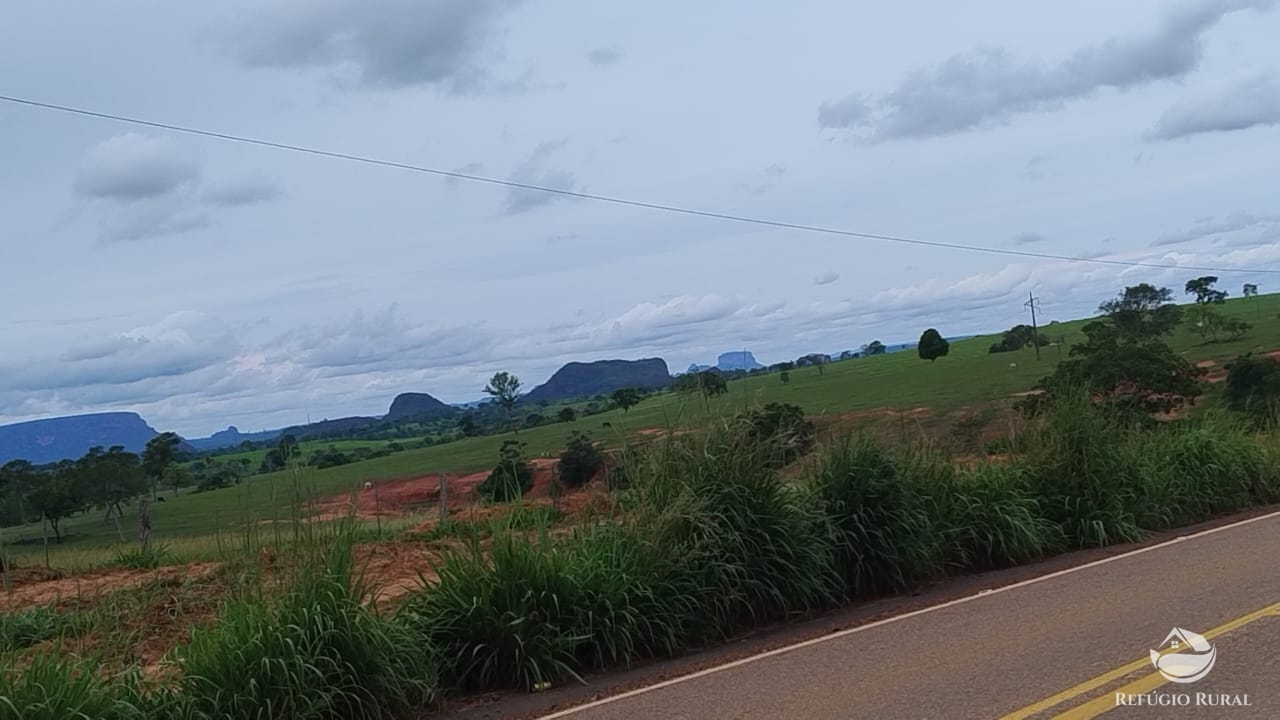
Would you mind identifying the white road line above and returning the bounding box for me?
[535,508,1280,718]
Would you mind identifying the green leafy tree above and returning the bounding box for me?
[163,465,191,497]
[1185,276,1228,305]
[863,340,887,356]
[524,412,545,428]
[1243,283,1260,318]
[610,387,642,413]
[556,407,577,423]
[779,370,791,384]
[741,402,815,467]
[917,328,950,362]
[1098,283,1182,340]
[484,371,522,432]
[698,370,728,400]
[78,445,146,523]
[457,413,480,437]
[0,460,37,526]
[1025,318,1205,415]
[27,463,84,543]
[142,431,182,501]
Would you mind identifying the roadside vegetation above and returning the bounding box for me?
[2,281,1280,717]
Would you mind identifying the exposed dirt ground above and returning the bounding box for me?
[2,562,220,612]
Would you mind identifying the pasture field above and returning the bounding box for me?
[3,292,1277,568]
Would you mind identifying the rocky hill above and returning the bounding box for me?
[0,412,162,465]
[385,392,459,421]
[717,350,763,371]
[524,358,671,403]
[186,426,283,451]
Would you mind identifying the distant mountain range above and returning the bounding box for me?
[0,412,165,466]
[0,338,973,463]
[186,426,283,451]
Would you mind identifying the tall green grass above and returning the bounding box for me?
[3,395,1279,715]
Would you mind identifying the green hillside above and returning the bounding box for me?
[4,292,1277,566]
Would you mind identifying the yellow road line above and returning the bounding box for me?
[1000,600,1280,720]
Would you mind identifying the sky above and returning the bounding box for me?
[2,0,1279,437]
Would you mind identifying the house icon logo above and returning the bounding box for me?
[1150,628,1217,684]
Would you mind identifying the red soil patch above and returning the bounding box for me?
[1196,360,1218,369]
[2,562,220,612]
[354,541,443,607]
[307,468,494,522]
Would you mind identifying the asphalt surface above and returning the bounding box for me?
[525,510,1280,720]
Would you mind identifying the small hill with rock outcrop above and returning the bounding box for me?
[385,392,460,421]
[524,358,672,403]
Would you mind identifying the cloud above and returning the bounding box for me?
[818,1,1274,140]
[2,313,240,393]
[1148,71,1280,140]
[74,133,200,201]
[203,176,283,207]
[225,0,523,92]
[1149,212,1280,246]
[587,47,623,67]
[73,134,282,241]
[734,164,788,195]
[503,140,579,214]
[1009,231,1047,246]
[813,271,840,286]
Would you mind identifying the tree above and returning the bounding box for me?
[277,434,300,464]
[557,407,577,423]
[457,413,479,437]
[863,340,887,356]
[1185,276,1228,305]
[163,465,191,497]
[0,460,37,526]
[1244,283,1260,318]
[26,467,82,544]
[698,370,728,401]
[1098,283,1181,340]
[524,412,545,428]
[484,371,522,432]
[779,370,791,384]
[1025,316,1205,416]
[79,445,146,524]
[917,328,950,363]
[741,402,815,467]
[610,387,642,413]
[142,432,182,501]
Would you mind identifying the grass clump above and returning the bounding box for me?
[171,526,437,720]
[112,544,174,570]
[0,605,79,653]
[934,461,1064,571]
[0,655,147,720]
[811,436,941,597]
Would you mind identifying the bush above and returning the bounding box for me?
[476,441,534,503]
[812,437,941,596]
[1224,353,1280,425]
[557,432,604,489]
[740,402,815,467]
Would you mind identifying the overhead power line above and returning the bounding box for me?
[3,92,1277,276]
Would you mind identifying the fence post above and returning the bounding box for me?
[438,472,448,525]
[138,496,152,553]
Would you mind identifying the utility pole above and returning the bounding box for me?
[1024,291,1042,361]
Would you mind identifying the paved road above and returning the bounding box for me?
[536,510,1280,719]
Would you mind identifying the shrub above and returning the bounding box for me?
[1224,353,1280,425]
[812,437,941,596]
[740,402,815,467]
[476,441,534,503]
[557,432,604,488]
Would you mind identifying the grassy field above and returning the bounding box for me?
[4,292,1277,567]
